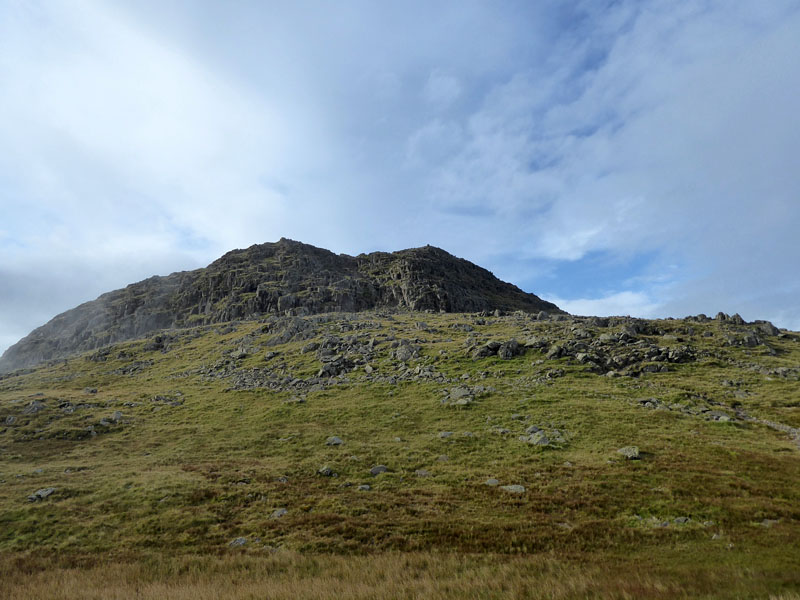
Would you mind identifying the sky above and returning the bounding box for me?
[2,0,800,354]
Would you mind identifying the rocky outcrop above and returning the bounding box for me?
[0,239,561,372]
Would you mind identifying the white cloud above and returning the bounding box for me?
[417,1,800,328]
[545,291,662,319]
[0,1,330,258]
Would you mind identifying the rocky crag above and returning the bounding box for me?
[0,238,561,372]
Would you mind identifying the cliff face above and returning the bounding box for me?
[0,238,561,372]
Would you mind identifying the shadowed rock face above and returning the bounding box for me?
[0,238,561,372]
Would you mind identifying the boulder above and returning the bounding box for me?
[301,342,319,354]
[394,344,418,362]
[617,446,640,460]
[27,487,56,502]
[756,321,780,336]
[497,339,520,359]
[546,345,563,359]
[471,345,495,360]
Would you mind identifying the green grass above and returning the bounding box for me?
[1,311,799,597]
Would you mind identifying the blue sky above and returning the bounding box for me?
[2,0,800,354]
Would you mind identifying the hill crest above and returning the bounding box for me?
[0,239,561,372]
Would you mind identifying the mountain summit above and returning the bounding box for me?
[0,239,561,372]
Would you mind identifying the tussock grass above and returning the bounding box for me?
[2,550,800,599]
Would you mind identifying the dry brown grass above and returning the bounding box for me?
[2,551,800,600]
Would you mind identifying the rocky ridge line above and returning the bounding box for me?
[0,239,561,372]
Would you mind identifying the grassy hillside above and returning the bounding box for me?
[1,311,799,598]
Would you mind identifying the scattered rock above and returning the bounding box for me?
[500,484,526,494]
[471,345,494,360]
[22,400,47,415]
[370,465,388,476]
[520,431,550,446]
[760,518,779,528]
[229,537,247,547]
[471,339,522,361]
[394,343,419,362]
[317,466,337,477]
[27,487,56,502]
[617,446,640,460]
[484,478,500,487]
[440,385,492,408]
[270,508,288,519]
[152,393,184,407]
[707,411,732,422]
[357,484,371,491]
[497,339,520,359]
[325,436,344,446]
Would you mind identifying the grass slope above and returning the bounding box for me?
[1,311,799,598]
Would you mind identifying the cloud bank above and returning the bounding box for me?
[2,0,800,353]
